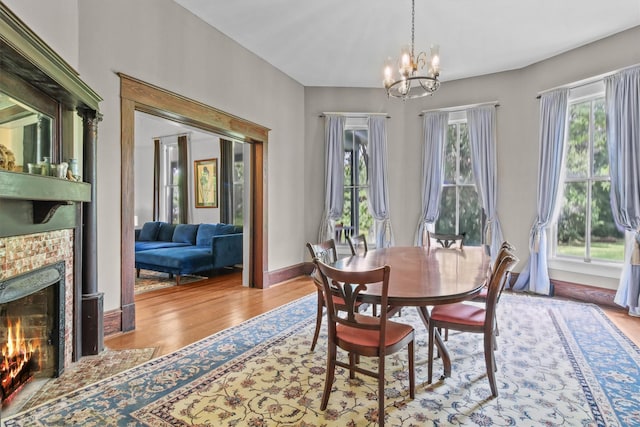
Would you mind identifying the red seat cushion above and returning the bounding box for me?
[336,315,413,347]
[430,303,486,327]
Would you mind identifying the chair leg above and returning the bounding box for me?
[408,340,415,399]
[310,291,324,352]
[427,323,435,384]
[321,345,336,410]
[484,332,498,397]
[176,275,181,286]
[349,352,357,379]
[136,268,140,278]
[378,354,385,427]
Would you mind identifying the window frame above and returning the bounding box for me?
[436,112,484,244]
[338,117,371,247]
[550,82,624,271]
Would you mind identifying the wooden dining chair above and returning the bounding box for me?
[427,231,465,249]
[314,258,415,427]
[306,240,363,351]
[347,233,368,255]
[427,251,519,397]
[346,234,380,316]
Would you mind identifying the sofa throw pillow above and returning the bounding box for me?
[172,224,199,244]
[157,223,177,242]
[216,223,239,235]
[138,222,161,241]
[196,223,218,247]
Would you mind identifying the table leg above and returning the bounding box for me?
[417,306,450,379]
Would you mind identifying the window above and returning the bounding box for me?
[160,141,181,224]
[232,142,245,226]
[338,119,373,245]
[435,117,483,245]
[555,93,624,262]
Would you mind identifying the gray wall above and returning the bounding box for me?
[304,26,640,291]
[6,0,640,312]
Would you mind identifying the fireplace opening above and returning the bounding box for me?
[0,263,65,408]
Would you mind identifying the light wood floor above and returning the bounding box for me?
[105,270,640,357]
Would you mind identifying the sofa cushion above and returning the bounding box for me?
[196,223,219,247]
[172,224,199,244]
[138,222,161,241]
[217,223,239,235]
[157,222,177,242]
[135,241,191,252]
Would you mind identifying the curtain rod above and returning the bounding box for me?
[419,101,499,116]
[319,112,390,118]
[536,62,640,99]
[152,131,192,140]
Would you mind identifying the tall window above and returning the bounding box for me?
[338,120,373,245]
[436,118,483,245]
[232,142,245,226]
[555,94,624,262]
[160,141,181,224]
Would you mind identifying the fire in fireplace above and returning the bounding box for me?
[1,318,42,403]
[0,262,65,407]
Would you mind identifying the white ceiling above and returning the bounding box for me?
[174,0,640,88]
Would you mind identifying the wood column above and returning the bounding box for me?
[79,108,104,355]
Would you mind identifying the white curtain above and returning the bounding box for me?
[513,89,569,294]
[606,67,640,316]
[368,116,394,248]
[414,111,449,246]
[467,105,504,260]
[318,115,345,242]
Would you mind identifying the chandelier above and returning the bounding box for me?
[383,0,441,100]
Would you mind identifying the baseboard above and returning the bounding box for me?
[511,273,618,308]
[267,263,311,286]
[103,309,122,336]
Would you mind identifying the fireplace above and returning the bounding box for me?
[0,263,65,406]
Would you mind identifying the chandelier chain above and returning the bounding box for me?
[411,0,415,58]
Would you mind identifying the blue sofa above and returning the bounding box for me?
[135,221,243,284]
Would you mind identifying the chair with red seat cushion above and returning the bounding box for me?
[306,240,363,351]
[314,258,415,427]
[427,251,519,397]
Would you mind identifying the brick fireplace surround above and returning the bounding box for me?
[0,230,75,370]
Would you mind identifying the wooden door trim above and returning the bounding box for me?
[119,74,268,332]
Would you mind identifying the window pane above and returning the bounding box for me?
[355,130,368,185]
[458,123,473,184]
[459,185,482,245]
[592,98,608,177]
[566,102,589,179]
[444,124,457,184]
[557,182,587,257]
[358,187,373,241]
[591,181,624,261]
[343,147,353,185]
[435,186,456,234]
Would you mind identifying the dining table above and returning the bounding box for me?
[331,245,490,379]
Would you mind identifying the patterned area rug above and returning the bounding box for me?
[135,270,205,294]
[2,293,639,426]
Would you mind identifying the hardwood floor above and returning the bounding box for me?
[105,271,316,357]
[105,270,640,357]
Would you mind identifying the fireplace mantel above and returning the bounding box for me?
[0,170,90,236]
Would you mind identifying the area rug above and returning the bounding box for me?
[134,270,205,294]
[2,293,639,426]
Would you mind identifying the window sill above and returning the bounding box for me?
[548,257,622,280]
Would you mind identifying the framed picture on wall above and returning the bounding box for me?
[194,158,218,208]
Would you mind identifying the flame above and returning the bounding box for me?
[1,318,41,391]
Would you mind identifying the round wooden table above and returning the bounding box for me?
[332,245,490,378]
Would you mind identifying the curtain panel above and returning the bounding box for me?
[219,139,234,224]
[606,66,640,316]
[414,111,449,246]
[368,116,394,248]
[513,88,569,294]
[467,105,504,260]
[318,115,345,242]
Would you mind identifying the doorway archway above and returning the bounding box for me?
[119,74,268,332]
